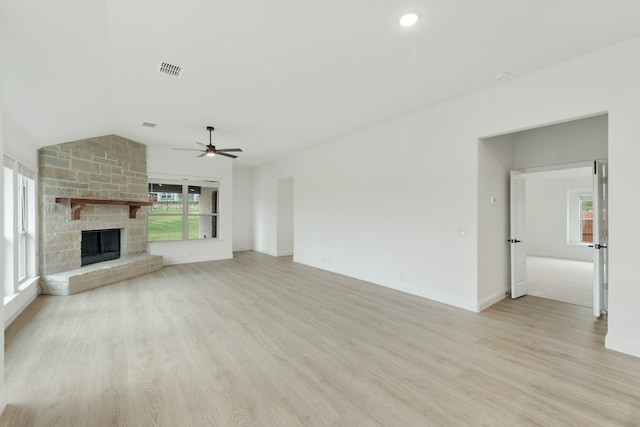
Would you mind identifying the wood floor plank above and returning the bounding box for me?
[2,251,640,426]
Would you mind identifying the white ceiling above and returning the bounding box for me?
[4,0,640,166]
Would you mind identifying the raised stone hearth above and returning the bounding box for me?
[41,255,162,296]
[39,135,162,294]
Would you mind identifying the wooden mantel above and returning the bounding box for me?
[55,198,153,220]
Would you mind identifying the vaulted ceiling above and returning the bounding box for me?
[3,0,640,166]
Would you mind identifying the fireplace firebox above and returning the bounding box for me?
[81,229,121,266]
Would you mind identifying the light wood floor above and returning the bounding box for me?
[2,251,639,426]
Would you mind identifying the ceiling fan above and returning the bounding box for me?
[173,126,243,158]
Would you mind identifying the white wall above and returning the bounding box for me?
[513,114,608,169]
[254,108,480,311]
[0,20,7,412]
[477,134,513,309]
[2,117,39,169]
[147,147,233,264]
[525,174,593,261]
[276,177,294,256]
[253,36,640,358]
[232,166,254,252]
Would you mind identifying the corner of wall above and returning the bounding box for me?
[477,291,507,312]
[605,334,640,358]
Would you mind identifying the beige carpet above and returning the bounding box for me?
[527,256,593,307]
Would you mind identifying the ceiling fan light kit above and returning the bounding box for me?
[172,126,243,159]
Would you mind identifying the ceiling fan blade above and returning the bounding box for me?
[173,148,204,152]
[216,152,238,159]
[197,152,207,157]
[195,141,207,148]
[215,148,243,153]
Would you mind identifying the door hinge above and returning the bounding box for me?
[507,239,522,243]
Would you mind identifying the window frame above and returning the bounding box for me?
[17,174,28,282]
[3,155,37,296]
[148,178,220,243]
[566,188,593,245]
[579,196,593,244]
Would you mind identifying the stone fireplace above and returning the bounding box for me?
[39,135,162,295]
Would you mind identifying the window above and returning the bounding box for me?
[567,188,592,245]
[17,175,28,281]
[148,180,219,242]
[580,196,593,243]
[3,155,37,296]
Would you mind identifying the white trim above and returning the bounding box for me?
[3,154,14,168]
[159,250,233,266]
[567,188,593,244]
[605,334,640,358]
[518,160,595,174]
[3,154,36,179]
[294,256,478,312]
[477,291,507,312]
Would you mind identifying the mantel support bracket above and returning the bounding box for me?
[71,202,87,220]
[129,205,142,219]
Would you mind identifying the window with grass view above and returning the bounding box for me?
[148,181,218,242]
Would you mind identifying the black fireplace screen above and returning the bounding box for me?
[81,229,121,266]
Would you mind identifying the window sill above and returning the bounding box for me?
[19,276,40,292]
[5,277,40,306]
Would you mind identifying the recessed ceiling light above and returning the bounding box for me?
[399,12,419,27]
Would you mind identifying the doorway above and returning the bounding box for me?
[477,113,608,313]
[509,162,608,315]
[519,166,595,308]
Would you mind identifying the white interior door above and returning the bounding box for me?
[592,161,608,317]
[510,171,527,298]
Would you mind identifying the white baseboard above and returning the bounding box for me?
[293,256,477,312]
[527,251,592,262]
[276,251,294,257]
[0,393,6,419]
[477,291,508,312]
[605,334,640,358]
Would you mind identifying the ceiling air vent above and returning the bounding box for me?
[158,61,183,78]
[142,122,157,128]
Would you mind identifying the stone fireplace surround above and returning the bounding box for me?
[39,135,162,295]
